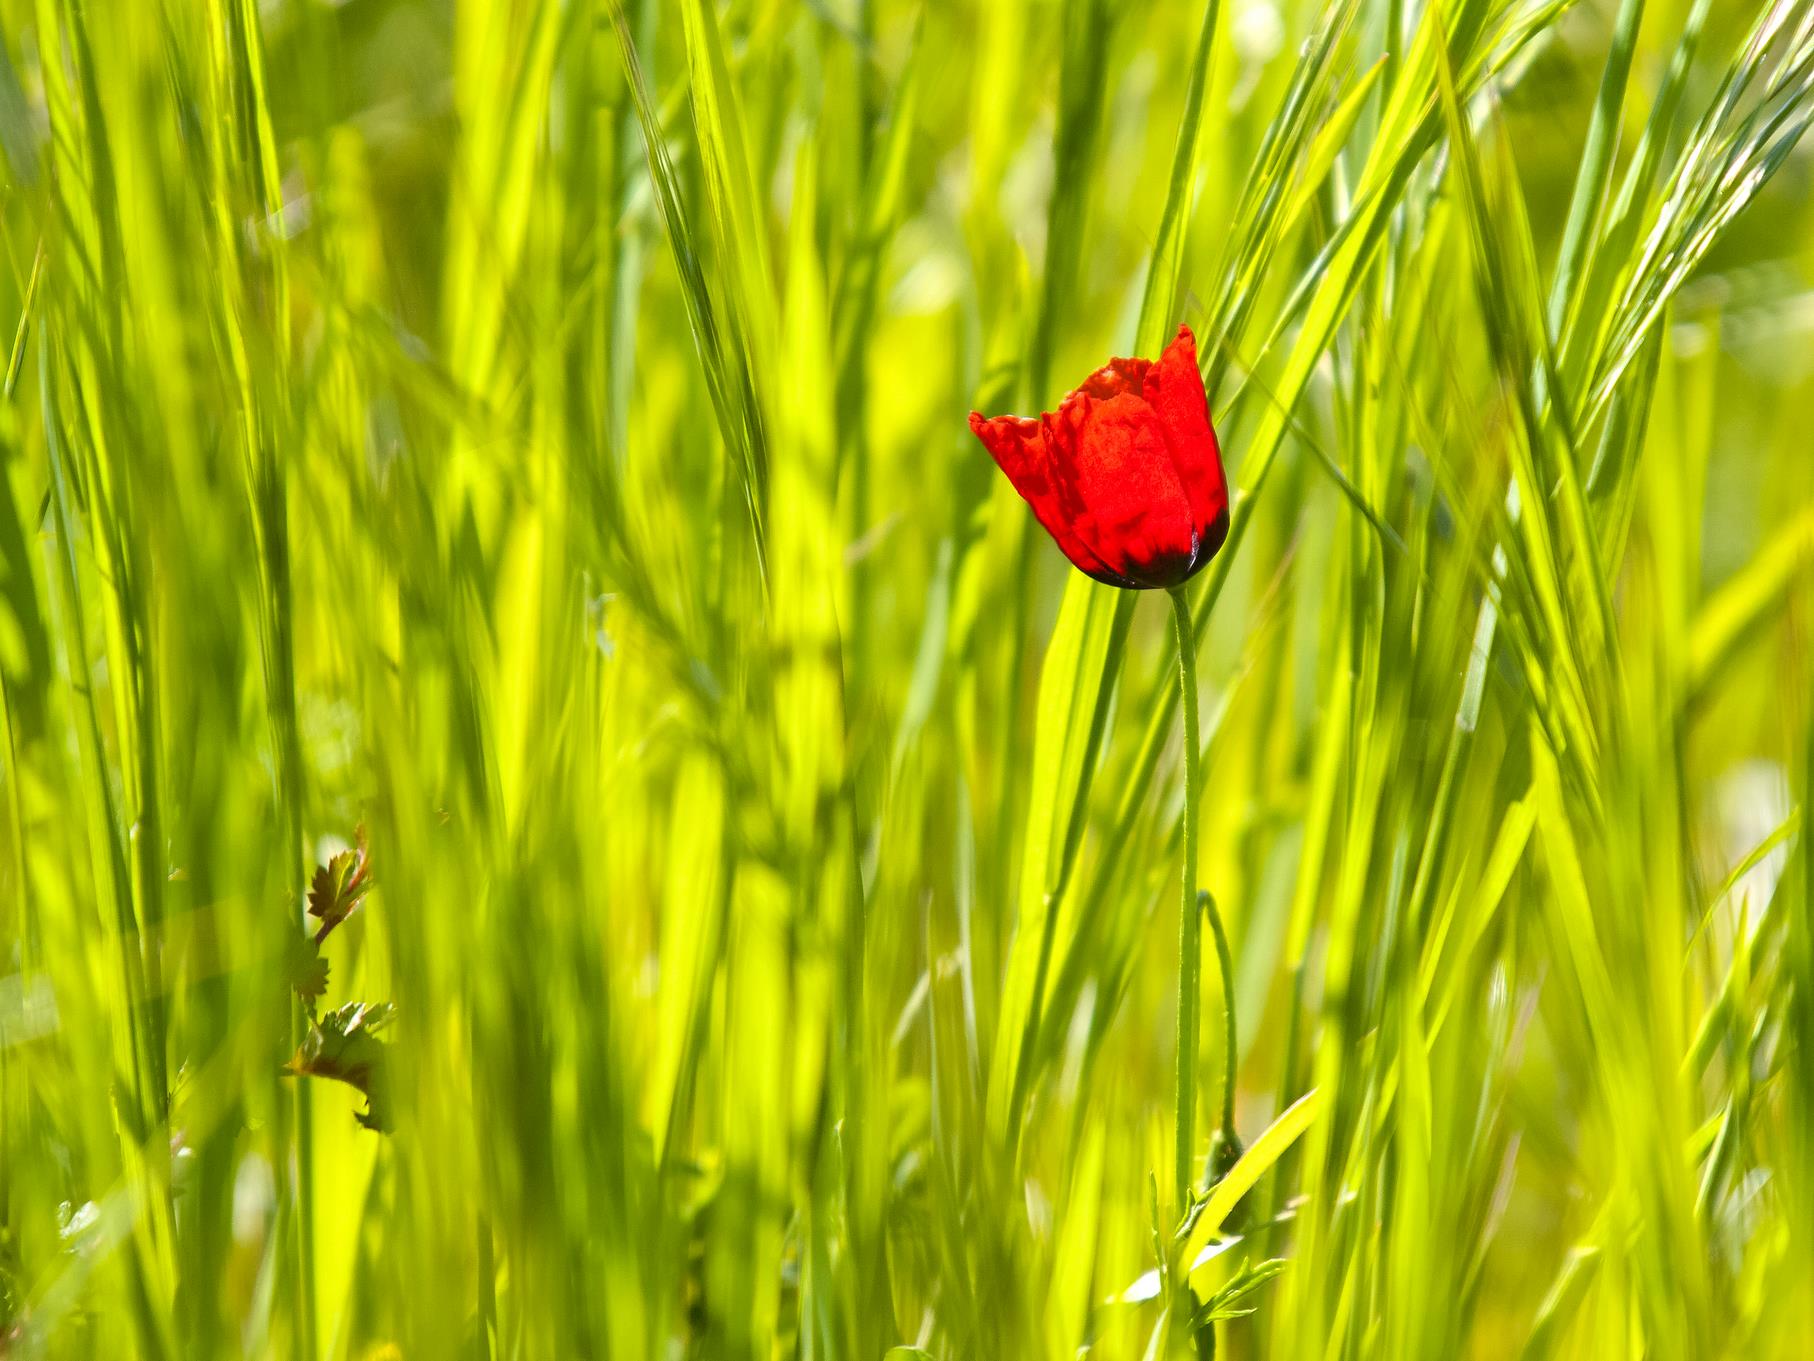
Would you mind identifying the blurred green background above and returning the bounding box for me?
[1,0,1812,1356]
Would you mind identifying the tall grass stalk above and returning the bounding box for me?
[0,0,1811,1358]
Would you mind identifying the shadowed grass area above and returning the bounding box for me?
[1,0,1812,1357]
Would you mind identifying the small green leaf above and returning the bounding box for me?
[1192,1257,1289,1326]
[307,824,372,935]
[286,1000,396,1132]
[287,937,329,1003]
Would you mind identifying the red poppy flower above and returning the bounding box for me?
[969,325,1229,590]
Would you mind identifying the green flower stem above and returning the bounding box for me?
[1169,585,1201,1213]
[1200,890,1238,1145]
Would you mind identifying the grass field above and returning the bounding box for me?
[3,0,1814,1356]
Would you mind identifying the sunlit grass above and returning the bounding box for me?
[1,0,1812,1357]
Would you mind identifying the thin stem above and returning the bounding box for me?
[1200,890,1238,1142]
[1169,585,1201,1213]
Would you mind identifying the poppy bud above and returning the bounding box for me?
[969,325,1229,590]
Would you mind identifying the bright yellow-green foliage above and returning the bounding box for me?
[1,0,1812,1357]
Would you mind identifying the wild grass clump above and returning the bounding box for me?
[0,0,1811,1357]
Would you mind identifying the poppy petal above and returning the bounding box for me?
[1075,355,1151,402]
[1042,392,1197,588]
[1146,326,1229,570]
[968,412,1139,587]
